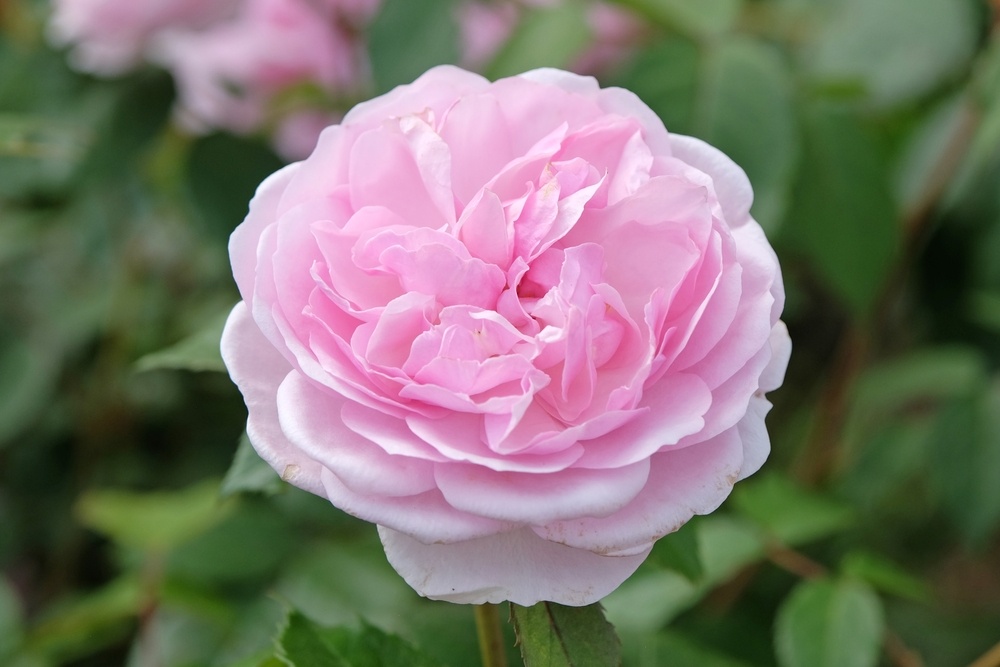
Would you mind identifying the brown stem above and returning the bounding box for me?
[474,604,507,667]
[967,639,1000,667]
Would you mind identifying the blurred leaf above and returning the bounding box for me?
[77,70,174,182]
[774,578,884,667]
[731,473,854,545]
[184,133,284,241]
[782,105,899,315]
[612,0,743,38]
[274,539,416,630]
[486,3,590,79]
[839,551,930,603]
[647,521,703,582]
[167,500,293,584]
[368,0,459,92]
[693,37,797,231]
[612,37,700,132]
[805,0,977,108]
[76,479,231,552]
[850,347,987,418]
[275,611,442,667]
[135,308,230,373]
[0,330,59,448]
[221,433,285,498]
[0,578,23,659]
[928,385,1000,545]
[511,602,621,667]
[621,629,754,667]
[605,516,766,631]
[124,605,231,667]
[27,575,142,663]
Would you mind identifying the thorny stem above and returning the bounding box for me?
[474,603,507,667]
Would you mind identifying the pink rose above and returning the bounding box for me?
[222,66,790,606]
[48,0,237,75]
[154,0,372,137]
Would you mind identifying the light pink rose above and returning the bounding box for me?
[154,0,371,137]
[48,0,237,75]
[222,66,790,606]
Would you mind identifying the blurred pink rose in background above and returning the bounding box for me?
[457,0,646,75]
[48,0,237,75]
[222,66,790,606]
[154,0,370,154]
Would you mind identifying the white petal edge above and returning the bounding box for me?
[220,302,326,496]
[669,133,753,228]
[379,525,650,606]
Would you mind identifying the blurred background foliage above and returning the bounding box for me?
[2,0,1000,665]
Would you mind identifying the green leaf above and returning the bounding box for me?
[774,578,884,667]
[647,521,703,582]
[605,515,766,632]
[692,38,797,231]
[76,478,231,552]
[486,3,591,80]
[611,0,743,38]
[318,621,443,667]
[730,473,854,545]
[927,385,1000,546]
[0,329,59,448]
[276,611,346,667]
[510,602,621,667]
[839,551,931,603]
[805,0,978,108]
[781,104,899,316]
[368,0,459,93]
[220,433,285,498]
[26,575,142,663]
[134,308,230,373]
[275,611,442,667]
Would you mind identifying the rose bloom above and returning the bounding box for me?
[222,66,790,606]
[153,0,373,152]
[48,0,237,75]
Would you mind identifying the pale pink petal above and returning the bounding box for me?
[321,468,511,543]
[379,526,650,606]
[434,459,650,524]
[276,372,437,496]
[220,302,325,495]
[669,133,754,228]
[533,426,744,556]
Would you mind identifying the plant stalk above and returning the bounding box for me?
[474,603,507,667]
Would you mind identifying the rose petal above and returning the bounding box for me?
[220,302,325,495]
[379,525,649,606]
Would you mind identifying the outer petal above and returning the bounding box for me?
[379,526,650,606]
[669,133,753,228]
[433,459,650,524]
[220,302,325,495]
[229,163,300,305]
[533,426,744,556]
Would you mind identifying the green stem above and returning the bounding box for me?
[474,603,507,667]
